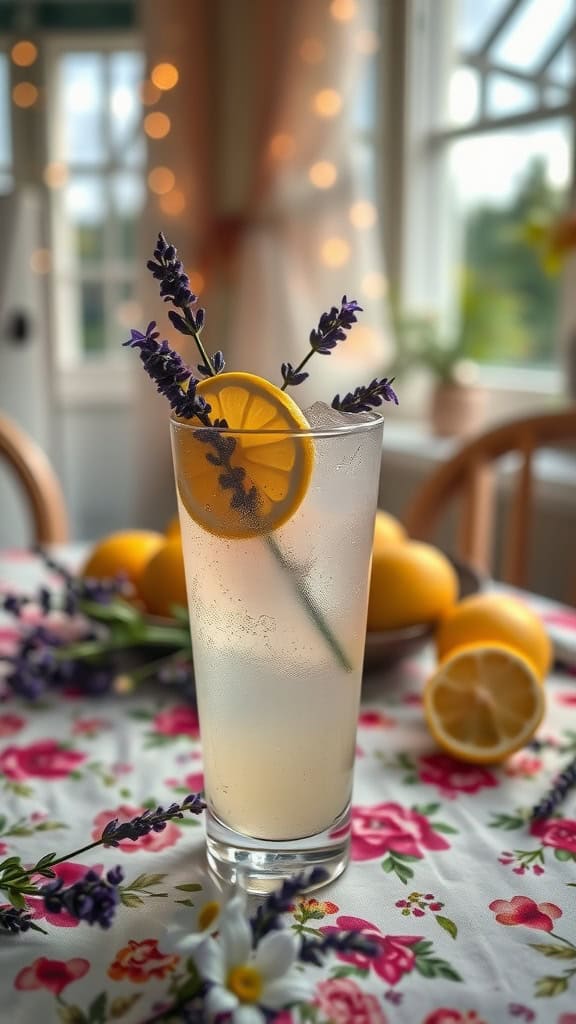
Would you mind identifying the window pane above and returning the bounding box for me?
[112,172,144,259]
[0,54,11,171]
[81,282,106,355]
[492,0,573,73]
[449,121,571,365]
[59,53,106,164]
[64,176,107,266]
[486,73,538,118]
[109,51,144,152]
[455,0,509,51]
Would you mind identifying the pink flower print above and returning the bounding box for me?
[350,802,450,861]
[423,1013,489,1024]
[489,895,562,932]
[0,740,85,780]
[92,805,182,853]
[15,957,90,996]
[315,978,388,1023]
[556,692,576,706]
[418,753,498,797]
[72,717,111,736]
[0,628,20,657]
[0,842,7,856]
[27,862,104,928]
[153,705,199,737]
[558,1015,576,1024]
[358,710,396,729]
[0,713,24,736]
[184,771,204,792]
[504,754,542,778]
[531,816,576,854]
[111,762,133,776]
[320,916,420,985]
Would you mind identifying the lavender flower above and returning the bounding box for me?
[299,930,380,966]
[280,362,310,387]
[280,296,363,393]
[101,794,206,846]
[40,867,124,929]
[250,867,328,941]
[530,754,576,820]
[0,906,38,934]
[331,376,399,413]
[123,320,210,420]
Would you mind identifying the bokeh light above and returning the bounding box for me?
[320,237,350,267]
[309,161,338,189]
[330,0,357,22]
[12,82,38,108]
[189,271,205,294]
[361,271,388,299]
[159,188,186,216]
[148,166,176,195]
[144,112,171,139]
[312,89,342,118]
[11,40,38,67]
[151,63,179,91]
[30,249,51,274]
[43,162,69,189]
[268,133,296,161]
[339,324,382,361]
[140,80,161,106]
[299,38,325,64]
[354,29,380,55]
[349,200,378,229]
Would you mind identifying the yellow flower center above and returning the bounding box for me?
[198,900,220,931]
[227,965,263,1003]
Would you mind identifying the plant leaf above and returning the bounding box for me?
[413,803,440,816]
[529,943,576,959]
[120,892,145,908]
[554,848,575,862]
[126,873,167,890]
[174,883,203,892]
[108,994,141,1019]
[534,975,569,997]
[87,992,108,1024]
[435,914,458,939]
[415,956,462,982]
[432,823,459,834]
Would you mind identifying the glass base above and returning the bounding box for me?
[206,803,351,895]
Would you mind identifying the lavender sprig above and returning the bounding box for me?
[280,296,363,391]
[299,930,380,966]
[146,232,224,379]
[40,867,124,929]
[250,867,328,941]
[123,321,210,421]
[332,376,399,413]
[530,755,576,820]
[101,795,206,845]
[0,906,46,935]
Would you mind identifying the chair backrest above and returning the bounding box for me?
[403,408,576,590]
[0,413,68,544]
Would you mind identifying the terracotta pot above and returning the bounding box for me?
[429,382,487,438]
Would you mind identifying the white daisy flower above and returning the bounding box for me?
[161,871,229,952]
[192,893,312,1023]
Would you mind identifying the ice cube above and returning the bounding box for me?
[303,400,378,429]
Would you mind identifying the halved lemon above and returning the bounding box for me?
[173,372,314,538]
[423,642,546,764]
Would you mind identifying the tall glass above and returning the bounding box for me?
[170,414,383,893]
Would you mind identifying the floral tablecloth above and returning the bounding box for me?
[1,550,576,1024]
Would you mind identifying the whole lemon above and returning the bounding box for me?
[139,538,188,618]
[81,530,165,597]
[373,509,407,552]
[367,540,458,631]
[165,515,181,538]
[436,593,552,680]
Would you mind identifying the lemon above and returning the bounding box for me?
[424,641,545,764]
[367,540,458,632]
[173,372,314,539]
[81,530,165,597]
[139,538,187,618]
[165,515,181,538]
[436,593,551,681]
[373,509,407,551]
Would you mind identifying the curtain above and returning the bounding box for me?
[135,0,392,525]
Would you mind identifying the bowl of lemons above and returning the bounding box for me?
[364,510,482,671]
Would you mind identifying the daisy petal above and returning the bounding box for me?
[205,985,238,1018]
[255,930,299,980]
[193,938,226,984]
[261,972,314,1010]
[233,1005,266,1024]
[221,895,252,965]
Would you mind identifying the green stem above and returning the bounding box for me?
[128,650,188,684]
[551,932,576,952]
[57,627,190,662]
[280,348,316,391]
[184,309,215,376]
[3,839,104,891]
[265,535,352,672]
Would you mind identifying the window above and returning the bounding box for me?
[46,41,145,369]
[0,52,12,192]
[401,0,575,374]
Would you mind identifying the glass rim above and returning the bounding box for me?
[169,411,384,440]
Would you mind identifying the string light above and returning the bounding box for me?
[339,324,381,361]
[144,112,171,139]
[320,237,350,267]
[11,40,38,67]
[12,82,38,108]
[361,271,388,300]
[349,200,378,229]
[148,166,176,195]
[43,162,69,188]
[159,188,186,215]
[140,80,161,106]
[330,0,357,22]
[354,29,380,55]
[268,133,295,161]
[309,161,337,189]
[299,38,325,64]
[30,249,51,274]
[151,63,179,91]
[312,89,342,118]
[189,271,205,294]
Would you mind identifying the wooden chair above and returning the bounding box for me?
[403,408,576,591]
[0,413,69,544]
